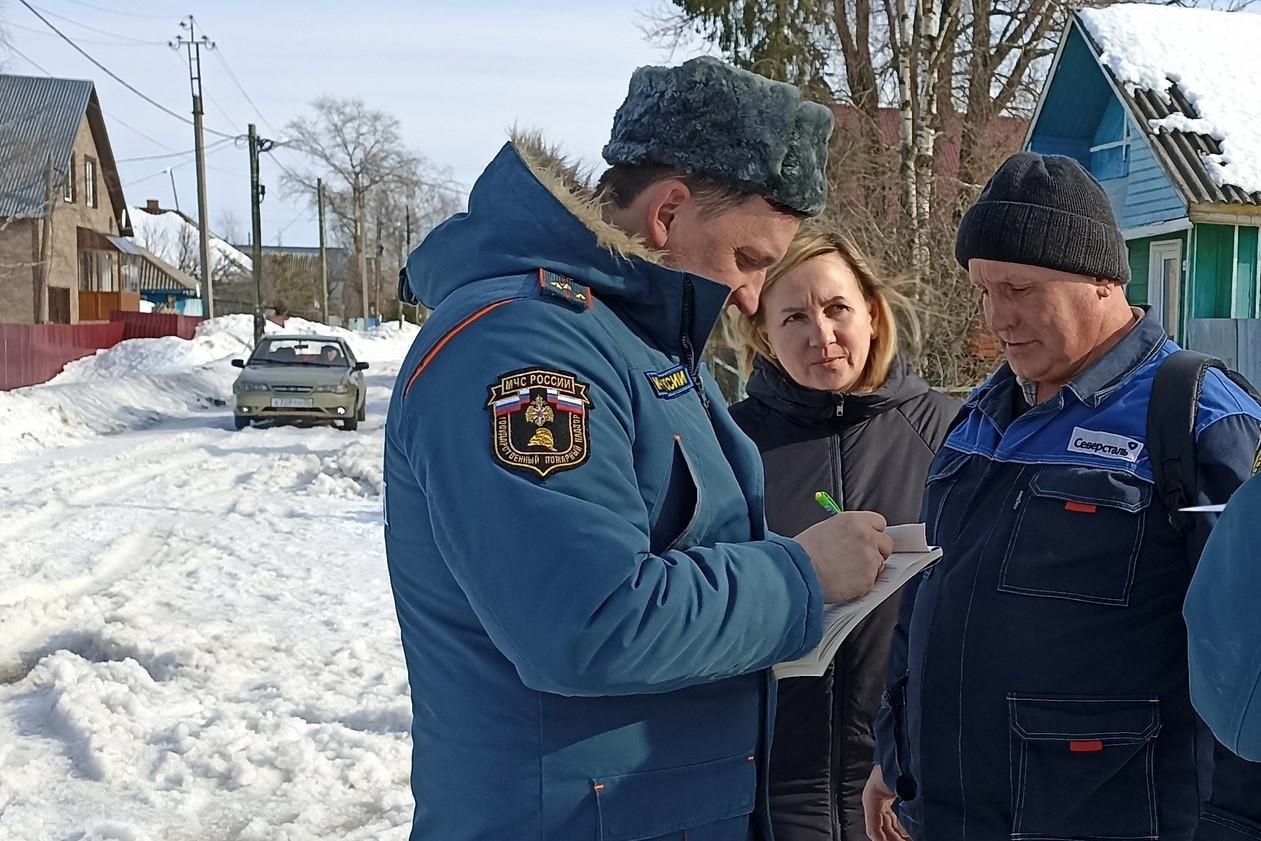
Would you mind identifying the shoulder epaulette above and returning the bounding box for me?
[536,268,593,312]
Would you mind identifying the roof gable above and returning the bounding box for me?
[0,73,92,219]
[1075,6,1261,206]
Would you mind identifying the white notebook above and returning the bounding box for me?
[773,524,942,680]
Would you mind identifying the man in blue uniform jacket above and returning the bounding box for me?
[864,152,1261,841]
[1187,466,1261,762]
[384,57,894,841]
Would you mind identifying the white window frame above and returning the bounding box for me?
[1149,239,1183,339]
[84,156,98,209]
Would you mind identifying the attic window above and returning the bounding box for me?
[1089,102,1131,182]
[84,157,98,209]
[63,154,76,203]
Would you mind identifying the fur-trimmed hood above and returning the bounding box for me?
[405,133,732,353]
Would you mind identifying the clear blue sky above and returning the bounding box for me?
[1,0,711,246]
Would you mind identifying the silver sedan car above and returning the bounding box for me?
[231,335,368,431]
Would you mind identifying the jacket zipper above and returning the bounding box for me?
[829,396,845,505]
[680,279,709,409]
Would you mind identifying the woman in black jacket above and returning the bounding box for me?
[728,228,959,841]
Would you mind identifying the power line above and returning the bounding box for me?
[4,41,179,153]
[204,89,242,128]
[273,211,316,243]
[16,0,236,139]
[3,40,54,74]
[116,136,235,163]
[53,0,173,19]
[103,110,179,152]
[210,48,277,133]
[121,138,237,185]
[5,18,165,46]
[26,2,167,44]
[264,148,303,181]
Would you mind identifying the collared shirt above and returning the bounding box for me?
[1016,376,1040,408]
[1015,307,1144,408]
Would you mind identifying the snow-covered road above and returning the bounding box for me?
[0,317,418,840]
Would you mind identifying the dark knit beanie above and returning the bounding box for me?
[955,151,1129,283]
[603,57,834,216]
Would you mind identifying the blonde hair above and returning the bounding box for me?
[728,226,921,394]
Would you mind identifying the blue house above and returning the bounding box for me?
[1027,5,1261,380]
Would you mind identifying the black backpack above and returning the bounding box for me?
[1147,350,1261,533]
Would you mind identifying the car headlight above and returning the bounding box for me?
[313,383,351,394]
[235,382,270,393]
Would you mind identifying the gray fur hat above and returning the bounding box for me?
[602,56,834,216]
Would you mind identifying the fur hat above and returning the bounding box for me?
[602,57,834,216]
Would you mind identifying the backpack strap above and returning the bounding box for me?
[1146,350,1261,534]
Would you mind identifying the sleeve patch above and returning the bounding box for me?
[487,368,593,478]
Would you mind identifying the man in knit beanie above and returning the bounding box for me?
[865,151,1261,841]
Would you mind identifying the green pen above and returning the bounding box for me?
[814,490,843,516]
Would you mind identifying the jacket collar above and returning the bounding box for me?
[744,355,928,426]
[969,311,1166,426]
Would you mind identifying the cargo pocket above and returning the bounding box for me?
[1009,695,1161,840]
[922,447,971,547]
[592,752,756,841]
[999,467,1149,606]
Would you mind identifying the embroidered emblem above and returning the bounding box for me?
[645,365,695,400]
[487,368,592,477]
[1067,426,1143,464]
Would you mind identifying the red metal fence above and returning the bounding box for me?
[1,311,204,391]
[0,321,125,391]
[109,310,202,341]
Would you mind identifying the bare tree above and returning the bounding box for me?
[364,164,463,318]
[281,97,423,320]
[215,209,243,245]
[650,0,1174,389]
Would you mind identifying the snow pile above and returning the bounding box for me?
[1079,5,1261,196]
[128,208,252,276]
[0,314,418,463]
[1,359,413,837]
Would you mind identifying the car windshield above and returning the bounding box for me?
[250,339,349,367]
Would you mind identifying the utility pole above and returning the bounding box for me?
[317,178,329,326]
[171,15,215,319]
[374,212,383,323]
[354,177,369,330]
[248,123,264,346]
[36,155,54,323]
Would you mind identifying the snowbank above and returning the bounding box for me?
[0,314,418,463]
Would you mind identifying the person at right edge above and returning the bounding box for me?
[864,151,1261,841]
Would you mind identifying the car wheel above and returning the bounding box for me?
[234,416,251,430]
[356,400,366,422]
[340,415,359,432]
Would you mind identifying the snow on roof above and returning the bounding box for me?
[1078,5,1261,199]
[128,207,253,276]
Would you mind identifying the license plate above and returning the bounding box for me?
[271,397,313,409]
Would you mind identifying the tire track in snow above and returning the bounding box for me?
[0,525,175,681]
[0,443,227,544]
